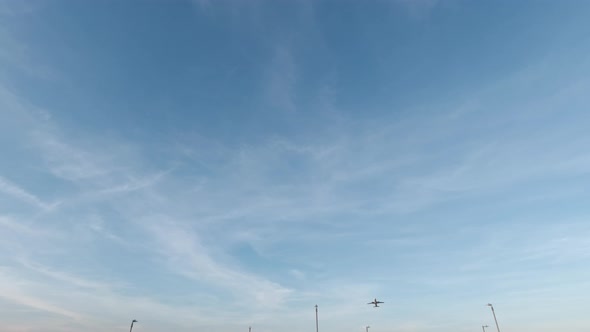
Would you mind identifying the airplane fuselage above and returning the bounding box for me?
[368,298,383,307]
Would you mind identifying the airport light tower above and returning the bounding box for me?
[315,305,319,332]
[487,304,501,332]
[366,325,370,332]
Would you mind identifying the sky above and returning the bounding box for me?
[1,0,590,331]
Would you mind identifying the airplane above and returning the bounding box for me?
[367,298,384,307]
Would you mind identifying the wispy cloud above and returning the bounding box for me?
[147,220,292,309]
[0,215,58,238]
[0,264,233,331]
[1,77,295,318]
[96,169,170,195]
[0,269,84,320]
[0,176,57,210]
[17,259,114,290]
[265,45,297,113]
[33,136,110,182]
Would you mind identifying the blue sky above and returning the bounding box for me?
[1,0,590,331]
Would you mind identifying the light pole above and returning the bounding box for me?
[482,325,489,332]
[487,304,501,332]
[315,305,319,332]
[129,319,138,332]
[366,325,370,332]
